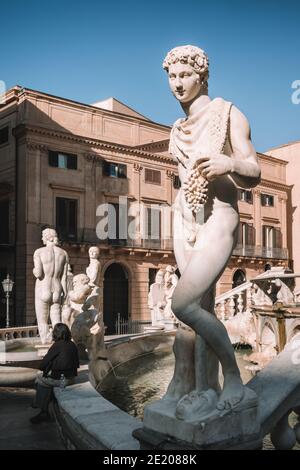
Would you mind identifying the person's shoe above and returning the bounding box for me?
[30,411,50,424]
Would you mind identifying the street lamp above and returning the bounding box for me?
[2,274,14,328]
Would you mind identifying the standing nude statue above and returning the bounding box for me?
[86,246,101,287]
[162,45,261,418]
[33,228,69,344]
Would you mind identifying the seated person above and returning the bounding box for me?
[30,323,79,424]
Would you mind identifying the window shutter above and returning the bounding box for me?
[118,164,127,178]
[67,154,77,170]
[262,225,267,247]
[0,126,9,145]
[103,161,110,176]
[49,151,58,167]
[274,228,282,248]
[237,223,243,245]
[247,224,255,246]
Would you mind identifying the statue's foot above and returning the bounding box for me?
[175,389,218,421]
[217,372,245,411]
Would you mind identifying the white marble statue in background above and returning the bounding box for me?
[33,228,69,344]
[148,269,166,325]
[86,246,101,287]
[158,45,261,420]
[62,273,93,328]
[163,265,178,321]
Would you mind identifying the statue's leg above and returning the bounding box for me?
[195,287,221,393]
[171,216,245,410]
[164,326,195,401]
[50,303,61,327]
[35,297,50,344]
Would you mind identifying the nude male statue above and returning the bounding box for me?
[162,45,261,418]
[86,246,101,287]
[33,228,69,344]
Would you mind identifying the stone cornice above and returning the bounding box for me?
[259,178,291,192]
[257,152,288,166]
[49,183,85,193]
[15,124,176,166]
[26,141,48,151]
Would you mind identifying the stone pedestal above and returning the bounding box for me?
[35,343,52,358]
[136,387,261,450]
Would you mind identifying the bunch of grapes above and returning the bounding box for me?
[183,164,209,212]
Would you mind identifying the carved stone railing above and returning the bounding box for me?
[215,272,269,320]
[0,326,39,341]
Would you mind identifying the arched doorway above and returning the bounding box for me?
[103,263,129,334]
[232,269,246,288]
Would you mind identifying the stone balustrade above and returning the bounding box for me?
[215,283,253,320]
[0,326,39,341]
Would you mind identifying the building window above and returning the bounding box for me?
[145,168,161,185]
[0,126,9,145]
[238,189,253,204]
[0,199,9,243]
[107,202,127,245]
[262,226,282,249]
[144,206,161,240]
[237,222,255,247]
[56,197,77,241]
[173,175,181,189]
[103,161,127,178]
[149,268,158,289]
[261,193,274,207]
[49,151,77,170]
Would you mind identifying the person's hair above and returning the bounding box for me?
[163,45,209,90]
[52,323,72,342]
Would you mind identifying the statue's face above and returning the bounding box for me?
[89,248,99,259]
[168,62,201,103]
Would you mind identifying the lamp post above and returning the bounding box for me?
[2,274,14,328]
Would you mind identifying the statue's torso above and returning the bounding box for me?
[170,97,239,221]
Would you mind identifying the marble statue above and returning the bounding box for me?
[86,246,101,287]
[33,228,69,344]
[143,45,261,444]
[62,273,93,328]
[148,269,166,325]
[163,265,178,322]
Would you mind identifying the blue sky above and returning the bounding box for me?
[1,0,299,151]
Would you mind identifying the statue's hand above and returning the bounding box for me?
[195,155,234,181]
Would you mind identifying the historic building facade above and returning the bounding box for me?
[0,86,291,328]
[266,141,300,289]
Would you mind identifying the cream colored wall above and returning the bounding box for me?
[266,142,300,286]
[23,92,170,147]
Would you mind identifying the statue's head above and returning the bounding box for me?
[73,273,90,289]
[164,265,175,285]
[89,246,100,260]
[42,228,58,245]
[155,269,165,285]
[163,45,209,103]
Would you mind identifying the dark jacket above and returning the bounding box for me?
[39,340,80,379]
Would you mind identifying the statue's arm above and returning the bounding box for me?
[228,106,261,189]
[33,250,43,280]
[62,252,69,297]
[196,106,260,188]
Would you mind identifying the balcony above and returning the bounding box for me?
[233,244,288,260]
[61,228,173,251]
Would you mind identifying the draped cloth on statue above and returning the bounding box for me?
[169,97,232,169]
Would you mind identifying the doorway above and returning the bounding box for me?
[103,263,129,334]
